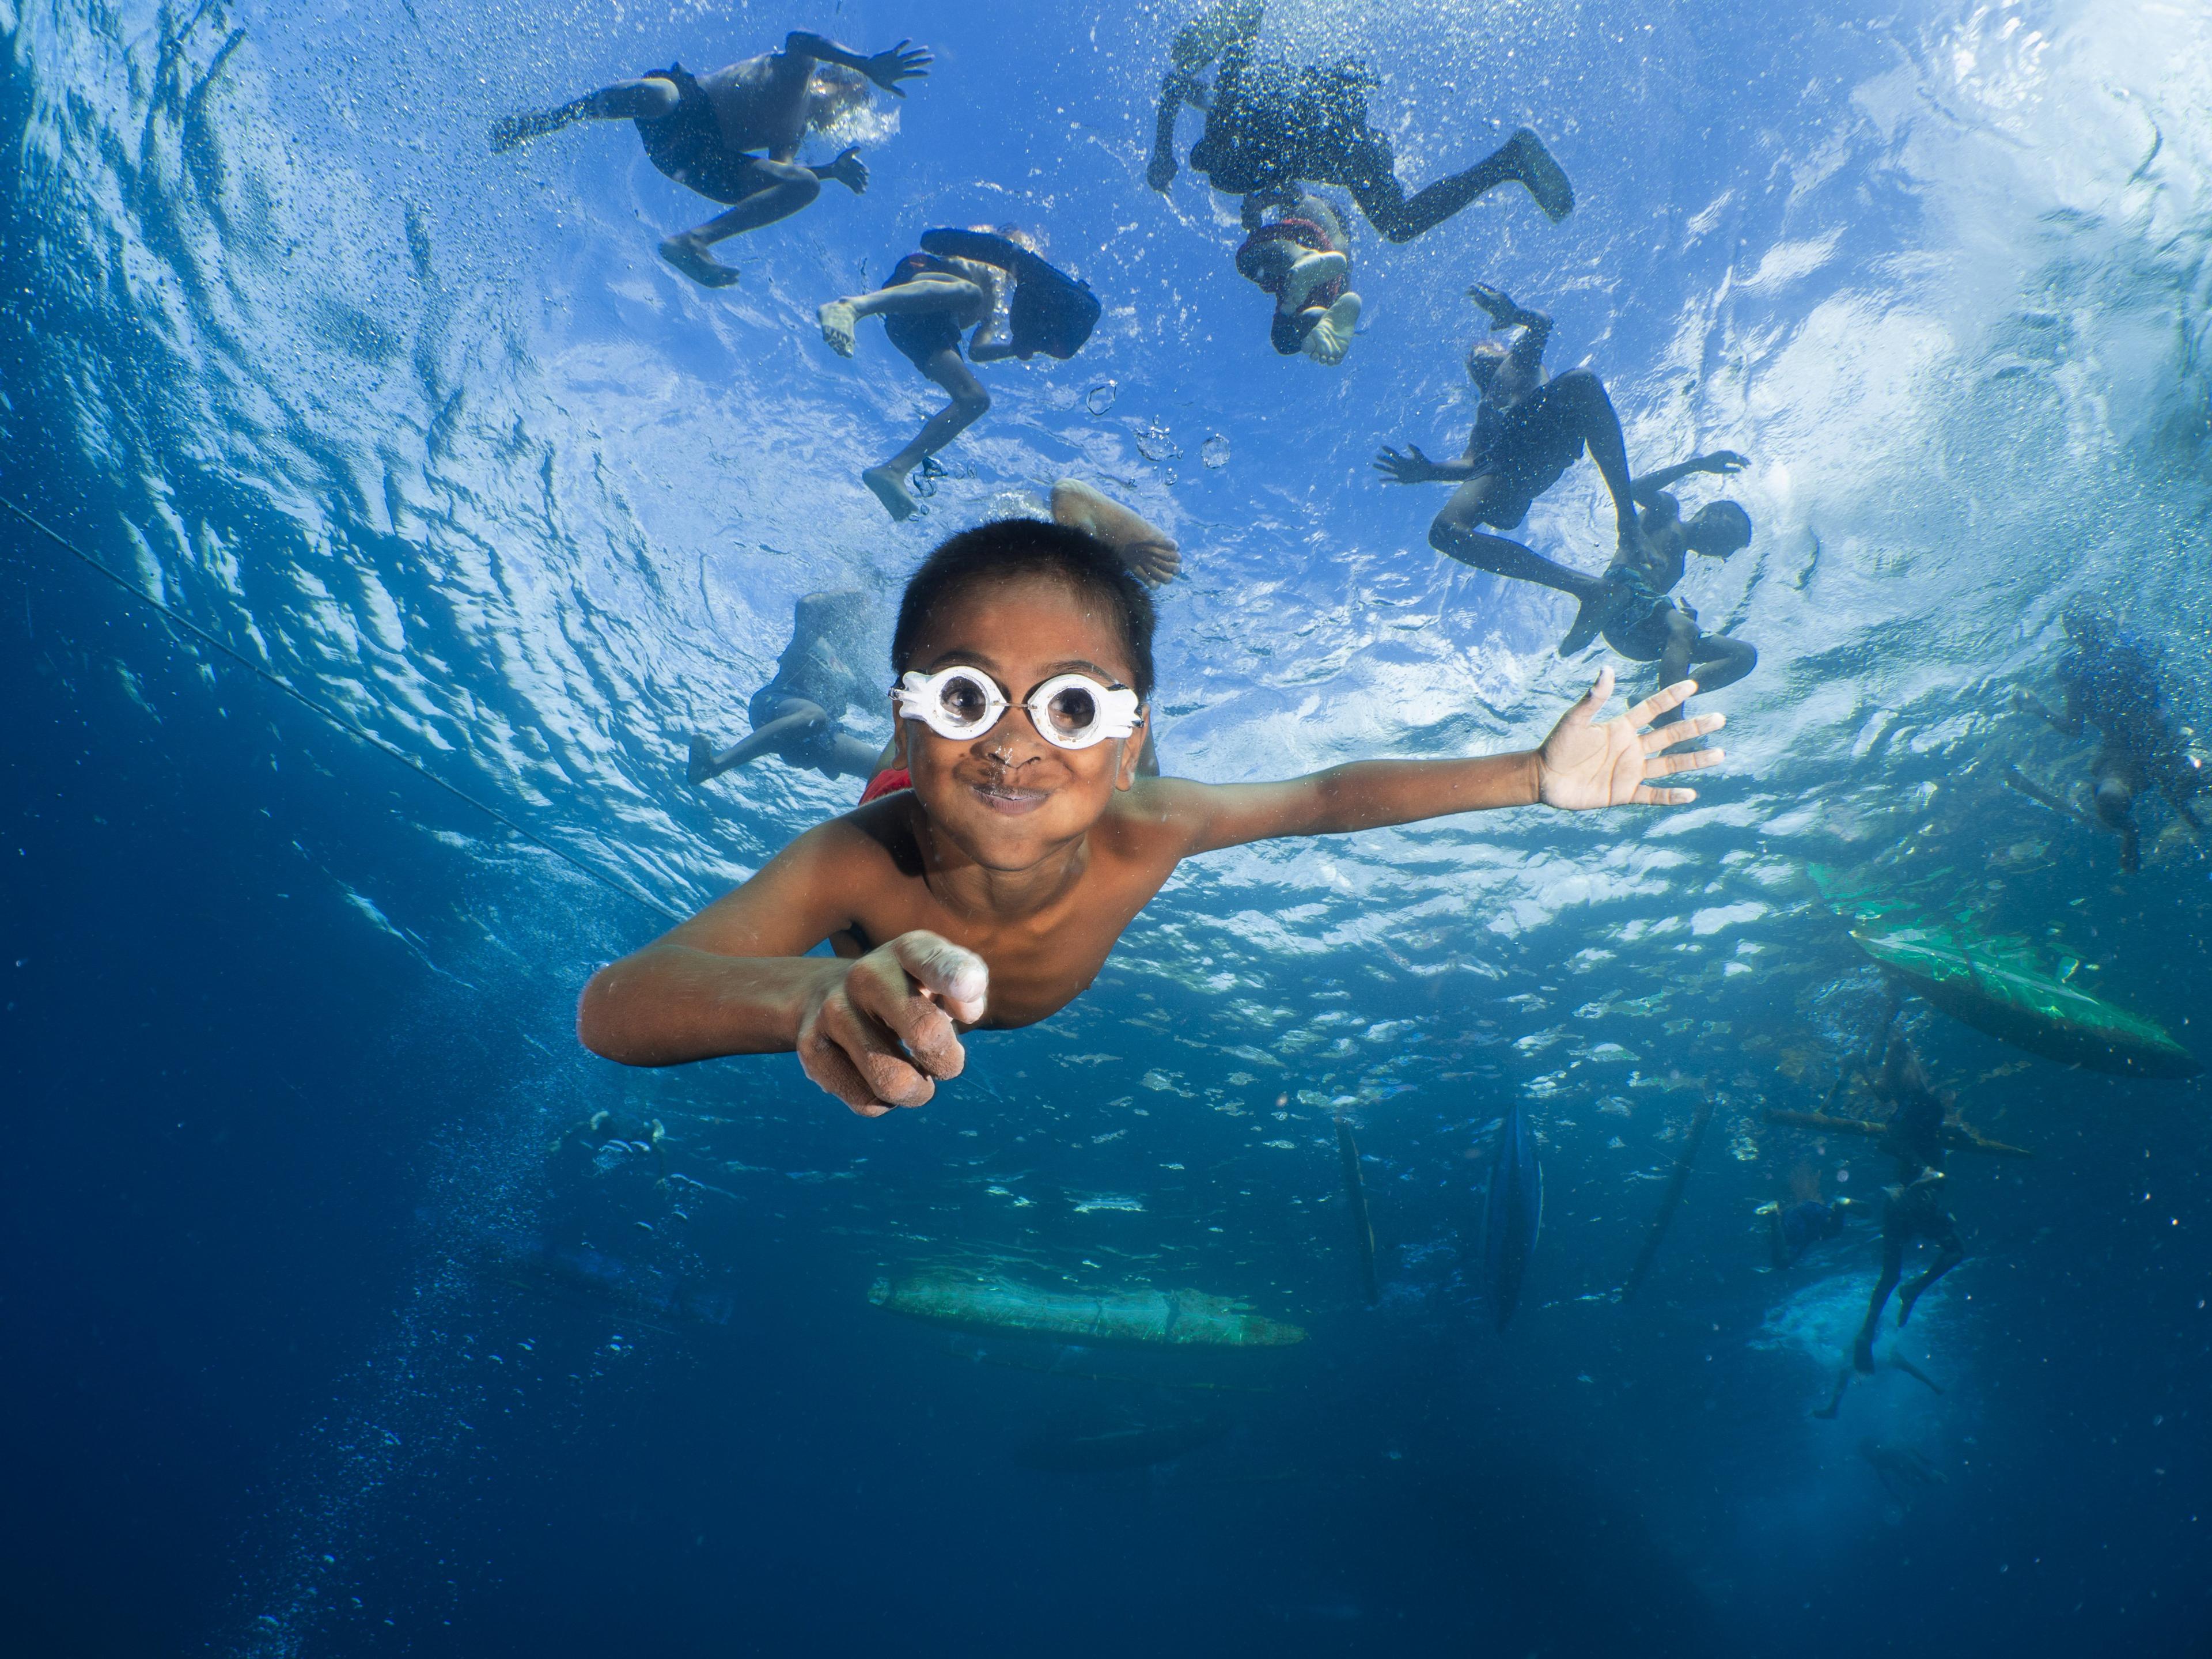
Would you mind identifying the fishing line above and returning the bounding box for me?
[3,494,685,925]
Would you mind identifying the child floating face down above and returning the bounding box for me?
[577,521,1730,1116]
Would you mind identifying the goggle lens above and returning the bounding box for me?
[937,672,994,730]
[1044,681,1099,741]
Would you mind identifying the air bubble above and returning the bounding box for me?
[1085,380,1117,415]
[1200,433,1230,469]
[1135,422,1180,463]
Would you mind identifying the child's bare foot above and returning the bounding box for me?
[818,300,860,357]
[1503,128,1575,222]
[1121,536,1181,586]
[863,464,919,521]
[1300,292,1361,366]
[1278,250,1347,313]
[660,234,740,289]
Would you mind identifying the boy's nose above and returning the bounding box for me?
[979,711,1052,763]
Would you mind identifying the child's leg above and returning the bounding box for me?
[819,276,985,357]
[694,160,826,241]
[2090,752,2143,872]
[688,704,832,784]
[1853,1238,1906,1374]
[1533,369,1637,542]
[1896,1234,1964,1326]
[1649,612,1749,726]
[1430,481,1601,596]
[491,77,676,151]
[863,348,992,522]
[821,730,888,781]
[1344,128,1572,243]
[661,160,824,286]
[1687,630,1759,694]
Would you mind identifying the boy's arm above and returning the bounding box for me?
[2012,685,2082,737]
[784,33,933,96]
[1150,669,1724,855]
[1148,74,1193,190]
[1631,452,1749,506]
[1468,285,1552,372]
[576,821,986,1116]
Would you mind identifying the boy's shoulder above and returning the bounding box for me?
[1100,775,1217,857]
[772,796,925,892]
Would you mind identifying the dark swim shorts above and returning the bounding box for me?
[1599,570,1687,660]
[917,228,1101,360]
[634,64,762,205]
[880,252,967,369]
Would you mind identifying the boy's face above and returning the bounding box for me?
[894,574,1147,873]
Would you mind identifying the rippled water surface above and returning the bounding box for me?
[6,1,2212,1654]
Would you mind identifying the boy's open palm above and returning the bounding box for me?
[1536,669,1726,809]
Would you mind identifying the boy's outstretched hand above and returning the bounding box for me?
[797,931,989,1118]
[1535,669,1726,809]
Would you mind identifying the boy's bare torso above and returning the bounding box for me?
[818,785,1198,1027]
[697,51,816,157]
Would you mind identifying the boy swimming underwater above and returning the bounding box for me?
[578,520,1729,1115]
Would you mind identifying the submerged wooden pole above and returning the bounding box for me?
[1761,1107,2033,1159]
[1335,1116,1380,1305]
[1618,1097,1715,1302]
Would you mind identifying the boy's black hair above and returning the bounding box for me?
[892,518,1158,699]
[1690,499,1753,551]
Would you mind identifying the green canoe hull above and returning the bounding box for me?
[1853,927,2200,1080]
[870,1274,1306,1347]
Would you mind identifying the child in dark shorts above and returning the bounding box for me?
[817,228,1100,522]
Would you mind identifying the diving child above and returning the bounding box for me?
[688,592,887,788]
[1555,462,1759,725]
[2013,607,2207,873]
[1148,2,1574,243]
[1232,188,1363,365]
[1375,282,1652,575]
[818,228,1103,522]
[581,518,1731,1118]
[491,32,931,288]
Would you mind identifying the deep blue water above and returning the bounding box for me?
[6,1,2212,1654]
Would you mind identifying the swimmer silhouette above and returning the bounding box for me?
[492,32,930,287]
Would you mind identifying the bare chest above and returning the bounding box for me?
[850,869,1162,1028]
[703,58,810,151]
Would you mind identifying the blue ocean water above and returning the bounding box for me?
[6,0,2212,1652]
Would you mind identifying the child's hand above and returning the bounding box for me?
[796,932,990,1117]
[821,146,869,194]
[1372,443,1440,485]
[861,40,933,97]
[1535,668,1726,809]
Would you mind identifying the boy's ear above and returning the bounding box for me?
[1114,716,1147,790]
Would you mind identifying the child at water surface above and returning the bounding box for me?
[491,33,931,288]
[578,520,1729,1116]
